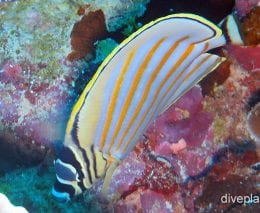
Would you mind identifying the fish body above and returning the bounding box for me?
[52,13,243,202]
[0,0,19,2]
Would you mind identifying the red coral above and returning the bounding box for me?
[140,190,175,213]
[235,0,260,17]
[225,45,260,94]
[227,45,260,72]
[138,156,178,194]
[145,86,213,147]
[111,148,178,198]
[110,152,146,195]
[0,59,75,166]
[0,61,23,83]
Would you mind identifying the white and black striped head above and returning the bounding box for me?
[52,145,109,202]
[52,146,86,202]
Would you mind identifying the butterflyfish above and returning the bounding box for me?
[52,13,243,202]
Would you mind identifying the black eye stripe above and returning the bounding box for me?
[91,145,99,179]
[71,112,93,184]
[58,147,84,179]
[78,180,86,192]
[54,161,77,181]
[54,179,75,198]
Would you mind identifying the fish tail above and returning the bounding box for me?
[219,13,244,45]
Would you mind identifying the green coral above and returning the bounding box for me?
[93,38,118,64]
[0,166,103,212]
[89,0,150,32]
[0,182,10,196]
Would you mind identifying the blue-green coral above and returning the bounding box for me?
[0,166,103,212]
[88,0,150,32]
[93,38,118,64]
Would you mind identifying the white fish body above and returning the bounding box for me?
[69,14,225,159]
[52,13,243,201]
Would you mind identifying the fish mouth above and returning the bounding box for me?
[51,187,70,203]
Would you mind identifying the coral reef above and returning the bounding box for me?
[110,56,259,211]
[0,0,152,168]
[0,0,86,167]
[235,0,260,16]
[240,6,260,45]
[87,0,150,32]
[0,166,104,212]
[107,6,260,209]
[0,0,259,212]
[194,142,259,212]
[227,45,260,72]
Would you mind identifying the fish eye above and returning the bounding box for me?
[54,159,78,182]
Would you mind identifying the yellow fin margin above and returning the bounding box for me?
[66,13,222,134]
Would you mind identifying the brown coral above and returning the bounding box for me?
[200,59,231,96]
[67,9,108,61]
[241,6,260,45]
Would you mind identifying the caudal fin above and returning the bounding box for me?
[219,13,244,45]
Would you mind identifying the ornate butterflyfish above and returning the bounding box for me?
[52,13,243,202]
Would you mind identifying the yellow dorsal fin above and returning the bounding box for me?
[65,13,223,135]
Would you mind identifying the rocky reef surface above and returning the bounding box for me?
[0,0,148,169]
[112,48,260,212]
[0,0,259,212]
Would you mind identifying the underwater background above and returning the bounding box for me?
[0,0,259,212]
